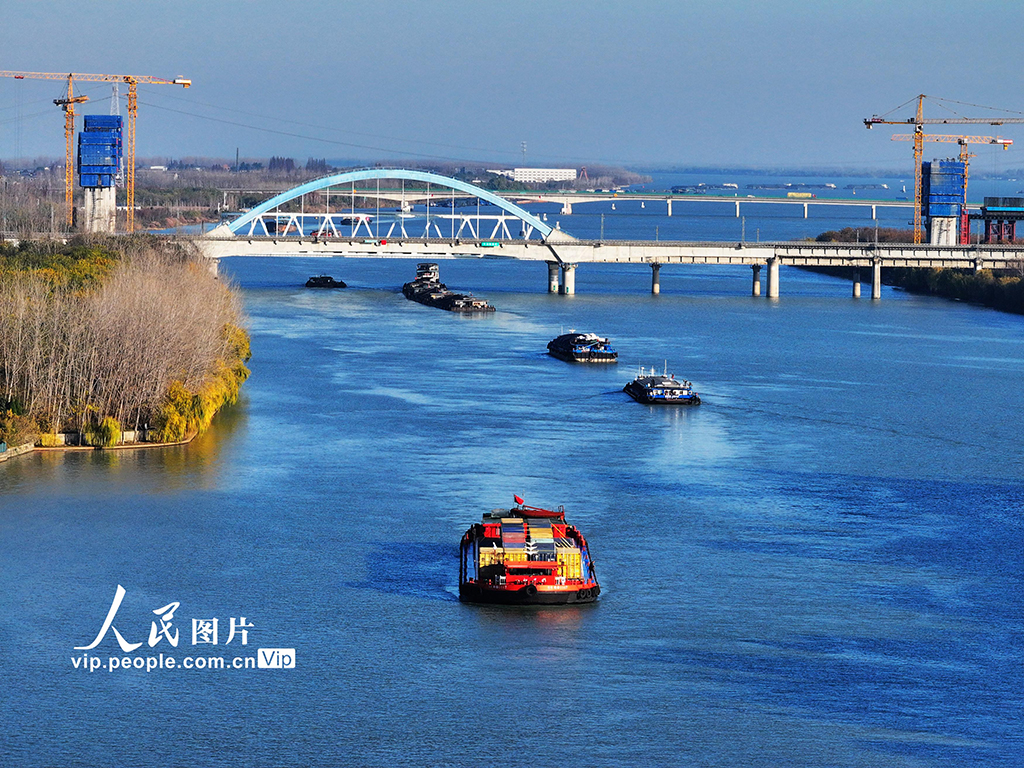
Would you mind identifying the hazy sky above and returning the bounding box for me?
[3,0,1024,171]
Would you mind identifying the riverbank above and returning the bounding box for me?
[0,236,250,449]
[813,226,1024,315]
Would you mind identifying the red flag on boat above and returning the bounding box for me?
[514,494,524,506]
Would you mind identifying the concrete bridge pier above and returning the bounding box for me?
[751,264,761,297]
[667,199,673,217]
[871,205,877,220]
[803,203,808,219]
[559,263,577,295]
[547,261,560,293]
[852,269,861,298]
[767,257,780,298]
[560,202,573,215]
[735,200,741,218]
[651,263,661,295]
[871,260,882,300]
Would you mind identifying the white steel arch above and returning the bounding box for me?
[226,168,557,239]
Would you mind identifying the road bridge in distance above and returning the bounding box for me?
[195,235,1024,300]
[199,168,1021,300]
[219,186,914,221]
[498,190,915,220]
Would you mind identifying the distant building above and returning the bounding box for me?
[486,168,577,183]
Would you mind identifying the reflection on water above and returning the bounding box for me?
[0,400,247,496]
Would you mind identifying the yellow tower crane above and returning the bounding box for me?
[865,94,1024,244]
[890,134,1011,244]
[0,70,191,231]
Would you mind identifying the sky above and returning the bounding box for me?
[3,0,1024,171]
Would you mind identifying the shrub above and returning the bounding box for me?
[83,416,121,448]
[0,409,39,446]
[38,433,62,448]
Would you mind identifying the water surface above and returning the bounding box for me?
[1,254,1022,767]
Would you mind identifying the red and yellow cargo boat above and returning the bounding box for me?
[459,497,600,605]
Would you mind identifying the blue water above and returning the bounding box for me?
[3,215,1024,765]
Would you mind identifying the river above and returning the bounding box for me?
[2,196,1023,766]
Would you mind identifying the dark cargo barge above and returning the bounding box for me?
[459,497,600,605]
[305,274,346,288]
[624,366,701,405]
[547,331,618,363]
[402,263,494,313]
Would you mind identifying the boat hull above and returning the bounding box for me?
[459,582,600,605]
[403,284,495,313]
[548,348,618,363]
[623,382,701,405]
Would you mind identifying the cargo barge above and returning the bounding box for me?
[547,332,618,363]
[459,497,600,605]
[305,274,346,288]
[624,365,701,405]
[402,262,495,313]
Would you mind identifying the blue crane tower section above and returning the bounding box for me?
[78,115,122,188]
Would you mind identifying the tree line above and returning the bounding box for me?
[0,237,250,447]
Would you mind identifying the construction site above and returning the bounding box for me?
[864,94,1024,245]
[0,69,190,234]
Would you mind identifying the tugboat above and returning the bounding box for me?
[547,331,618,363]
[459,496,600,605]
[623,365,701,405]
[305,274,346,288]
[403,262,495,313]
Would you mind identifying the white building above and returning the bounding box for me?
[486,168,577,183]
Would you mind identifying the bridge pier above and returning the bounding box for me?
[561,202,573,215]
[803,203,808,219]
[767,257,780,299]
[667,199,672,217]
[651,263,661,295]
[871,260,881,300]
[559,263,577,295]
[735,200,741,218]
[751,264,761,297]
[852,269,861,298]
[871,205,876,220]
[547,261,560,293]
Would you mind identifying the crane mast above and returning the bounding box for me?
[865,94,1024,244]
[891,133,1013,244]
[0,70,190,232]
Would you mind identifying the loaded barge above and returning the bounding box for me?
[305,274,346,288]
[402,263,495,313]
[459,497,600,605]
[624,365,701,405]
[547,332,618,363]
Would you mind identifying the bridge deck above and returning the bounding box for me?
[195,235,1024,269]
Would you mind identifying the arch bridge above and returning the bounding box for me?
[219,168,574,243]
